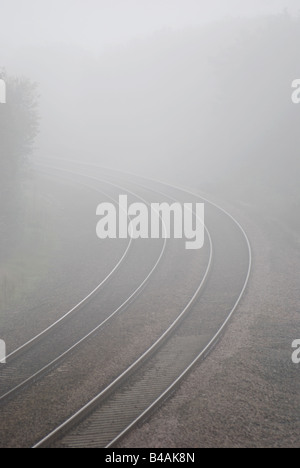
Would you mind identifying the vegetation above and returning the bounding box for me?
[0,72,39,184]
[0,72,39,259]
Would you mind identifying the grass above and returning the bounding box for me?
[0,177,56,313]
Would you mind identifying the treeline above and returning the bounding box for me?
[0,72,39,254]
[0,72,39,186]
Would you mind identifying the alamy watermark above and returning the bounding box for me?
[0,78,6,104]
[292,340,300,364]
[291,79,300,104]
[96,195,205,250]
[0,340,6,364]
[1,79,7,363]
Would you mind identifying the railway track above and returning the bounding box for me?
[3,176,133,364]
[28,164,251,449]
[0,172,168,402]
[0,168,212,448]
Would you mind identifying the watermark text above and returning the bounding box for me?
[0,78,6,104]
[292,340,300,364]
[0,340,6,364]
[291,79,300,104]
[96,195,205,250]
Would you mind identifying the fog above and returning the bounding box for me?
[1,1,299,51]
[1,2,299,192]
[1,1,300,448]
[1,1,300,235]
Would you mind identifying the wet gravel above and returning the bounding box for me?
[118,198,300,448]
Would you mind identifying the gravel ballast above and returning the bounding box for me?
[118,197,300,448]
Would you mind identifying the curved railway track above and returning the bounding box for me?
[0,168,213,450]
[0,172,169,402]
[4,177,133,364]
[29,164,251,449]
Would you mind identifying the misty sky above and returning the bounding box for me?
[1,0,299,52]
[1,0,300,184]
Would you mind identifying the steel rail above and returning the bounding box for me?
[33,169,213,449]
[0,168,168,403]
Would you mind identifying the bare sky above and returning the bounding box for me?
[1,0,299,53]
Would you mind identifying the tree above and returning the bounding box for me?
[0,71,39,257]
[0,71,39,185]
